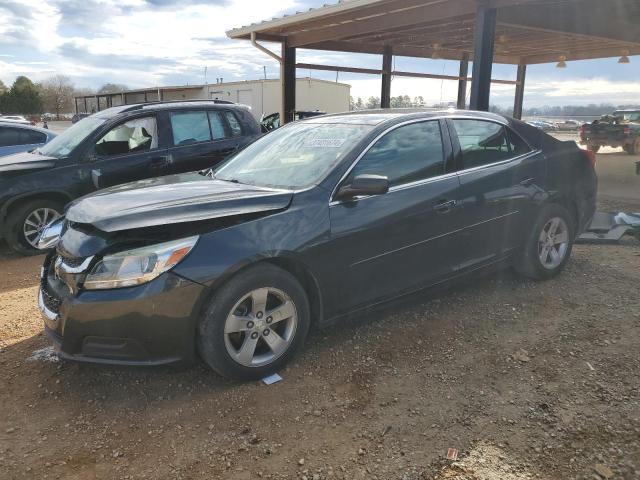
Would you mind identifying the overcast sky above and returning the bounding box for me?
[1,0,639,107]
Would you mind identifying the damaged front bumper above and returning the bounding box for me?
[38,252,206,366]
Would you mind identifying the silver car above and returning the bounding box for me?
[0,121,56,157]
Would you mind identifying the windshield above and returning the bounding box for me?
[215,122,373,189]
[37,116,106,158]
[614,111,640,122]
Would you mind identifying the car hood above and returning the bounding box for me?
[65,173,294,232]
[0,151,56,171]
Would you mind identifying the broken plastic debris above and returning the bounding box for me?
[262,373,283,385]
[586,361,595,371]
[446,448,459,460]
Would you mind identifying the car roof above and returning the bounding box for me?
[94,100,247,119]
[0,121,53,134]
[304,108,508,126]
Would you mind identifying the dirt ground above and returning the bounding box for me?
[1,148,639,479]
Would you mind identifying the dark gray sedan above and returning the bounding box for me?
[39,109,597,380]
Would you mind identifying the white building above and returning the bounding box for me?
[77,77,351,120]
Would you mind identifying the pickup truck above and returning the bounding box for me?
[579,110,640,154]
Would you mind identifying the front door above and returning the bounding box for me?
[87,114,170,190]
[447,118,543,271]
[167,110,240,173]
[329,119,463,313]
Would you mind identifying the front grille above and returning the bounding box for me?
[41,285,62,314]
[40,253,63,315]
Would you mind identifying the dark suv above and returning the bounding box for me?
[0,101,261,253]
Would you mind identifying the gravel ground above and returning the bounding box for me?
[0,152,639,479]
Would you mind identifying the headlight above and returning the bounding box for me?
[84,236,198,290]
[37,217,64,250]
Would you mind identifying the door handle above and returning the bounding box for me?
[150,156,170,169]
[434,199,457,214]
[519,177,535,187]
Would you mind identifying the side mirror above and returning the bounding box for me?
[336,174,389,200]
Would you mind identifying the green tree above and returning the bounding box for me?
[0,80,7,95]
[0,76,43,114]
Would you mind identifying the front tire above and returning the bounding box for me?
[4,199,63,255]
[197,263,310,380]
[515,204,575,280]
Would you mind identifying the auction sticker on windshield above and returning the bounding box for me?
[303,138,346,148]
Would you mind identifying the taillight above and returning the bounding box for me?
[583,149,596,168]
[623,126,631,135]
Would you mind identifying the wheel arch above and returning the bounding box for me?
[545,192,580,234]
[1,191,72,223]
[196,253,325,329]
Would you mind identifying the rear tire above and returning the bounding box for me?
[625,137,640,155]
[4,199,63,255]
[514,204,575,280]
[197,263,310,380]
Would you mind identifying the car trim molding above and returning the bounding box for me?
[349,210,519,268]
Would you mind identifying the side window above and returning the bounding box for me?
[451,119,514,169]
[170,111,211,145]
[95,116,157,156]
[508,129,532,156]
[0,127,22,146]
[21,130,47,145]
[208,112,227,140]
[348,121,445,187]
[224,111,242,136]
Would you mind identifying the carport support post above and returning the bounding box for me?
[281,39,296,125]
[513,63,526,119]
[381,45,392,109]
[457,53,469,109]
[469,0,496,111]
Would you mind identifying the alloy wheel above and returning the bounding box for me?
[223,287,298,367]
[23,208,61,248]
[537,216,569,270]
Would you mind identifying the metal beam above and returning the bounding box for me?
[282,39,296,125]
[469,1,496,111]
[513,63,526,119]
[457,52,469,109]
[295,61,518,84]
[296,63,382,75]
[381,46,393,109]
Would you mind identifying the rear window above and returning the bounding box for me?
[224,111,243,136]
[171,111,211,145]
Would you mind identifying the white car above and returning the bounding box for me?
[0,115,32,125]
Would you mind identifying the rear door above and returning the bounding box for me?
[167,109,241,173]
[329,119,463,312]
[447,118,543,271]
[85,114,170,189]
